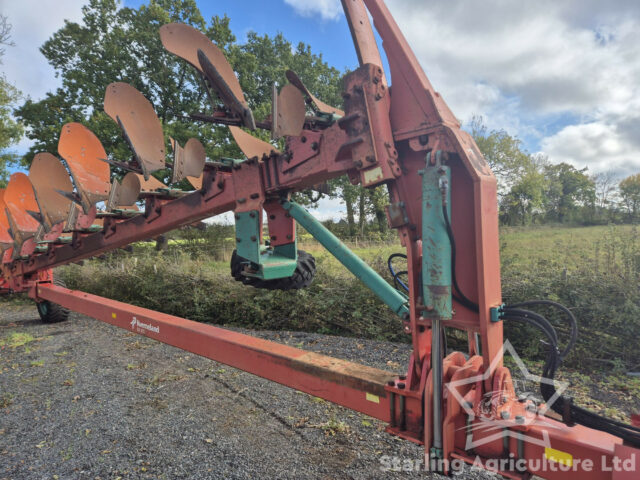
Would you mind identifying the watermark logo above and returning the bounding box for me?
[130,316,160,334]
[446,340,568,452]
[379,341,636,475]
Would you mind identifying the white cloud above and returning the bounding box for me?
[540,114,640,179]
[1,0,86,156]
[282,0,640,176]
[378,0,640,176]
[311,195,345,222]
[283,0,342,21]
[1,0,86,101]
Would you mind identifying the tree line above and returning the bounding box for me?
[470,116,640,227]
[0,0,638,233]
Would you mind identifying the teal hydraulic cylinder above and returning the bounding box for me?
[421,165,452,320]
[282,200,409,318]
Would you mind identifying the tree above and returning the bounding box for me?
[500,169,547,226]
[16,0,343,187]
[619,174,640,222]
[368,186,389,234]
[543,163,595,223]
[469,115,531,195]
[0,14,23,188]
[470,116,551,225]
[333,176,359,237]
[593,171,619,223]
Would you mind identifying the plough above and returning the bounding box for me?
[1,0,638,477]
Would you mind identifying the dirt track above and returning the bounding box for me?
[0,304,496,479]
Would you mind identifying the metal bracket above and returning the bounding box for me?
[234,209,297,281]
[490,304,505,323]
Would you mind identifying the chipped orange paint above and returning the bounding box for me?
[103,83,166,179]
[186,173,203,190]
[4,173,41,246]
[229,126,278,160]
[0,189,14,250]
[159,23,246,104]
[135,174,166,193]
[29,152,74,229]
[58,123,110,212]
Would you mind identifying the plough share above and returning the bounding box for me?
[0,1,638,478]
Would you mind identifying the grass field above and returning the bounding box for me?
[500,224,639,272]
[3,224,640,422]
[144,223,640,273]
[4,223,639,370]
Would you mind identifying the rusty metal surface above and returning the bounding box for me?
[159,23,255,129]
[187,174,203,190]
[341,64,400,187]
[159,23,245,102]
[170,137,205,184]
[108,172,141,210]
[9,175,236,273]
[229,126,279,160]
[274,84,306,139]
[0,8,635,478]
[0,189,13,250]
[58,123,111,212]
[4,173,41,247]
[29,152,74,229]
[103,83,166,178]
[285,70,344,116]
[135,174,166,193]
[196,49,256,130]
[341,0,384,74]
[36,283,395,419]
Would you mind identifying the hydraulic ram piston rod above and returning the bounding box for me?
[282,200,409,318]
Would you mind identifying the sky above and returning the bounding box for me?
[2,0,640,220]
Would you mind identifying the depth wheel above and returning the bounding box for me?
[37,278,70,324]
[230,249,316,290]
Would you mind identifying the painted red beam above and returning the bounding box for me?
[32,283,395,420]
[4,170,235,278]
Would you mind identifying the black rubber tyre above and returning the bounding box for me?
[37,278,70,324]
[230,249,316,291]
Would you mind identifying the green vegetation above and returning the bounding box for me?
[0,14,23,187]
[0,332,36,348]
[14,0,637,235]
[2,1,637,376]
[52,223,640,372]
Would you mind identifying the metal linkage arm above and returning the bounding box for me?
[282,200,409,317]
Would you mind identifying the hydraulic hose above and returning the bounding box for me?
[440,199,640,446]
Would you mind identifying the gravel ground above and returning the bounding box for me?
[0,304,496,480]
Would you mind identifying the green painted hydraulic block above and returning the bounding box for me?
[421,164,452,320]
[234,210,297,280]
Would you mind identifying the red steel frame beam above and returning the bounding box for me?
[32,283,395,420]
[0,1,635,478]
